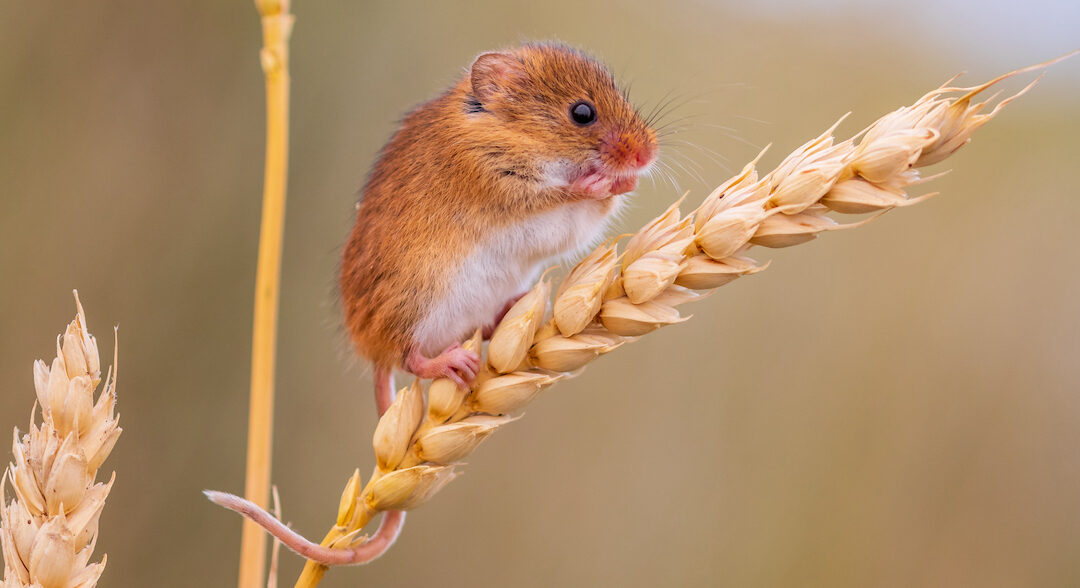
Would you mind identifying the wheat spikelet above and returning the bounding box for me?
[205,54,1073,587]
[1,293,121,588]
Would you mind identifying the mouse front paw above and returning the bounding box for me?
[609,175,638,195]
[568,172,615,199]
[568,171,638,199]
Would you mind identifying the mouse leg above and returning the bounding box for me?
[405,344,481,389]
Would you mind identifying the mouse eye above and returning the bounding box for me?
[569,100,597,126]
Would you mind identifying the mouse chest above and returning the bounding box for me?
[413,198,622,355]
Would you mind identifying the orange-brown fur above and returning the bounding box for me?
[341,42,656,370]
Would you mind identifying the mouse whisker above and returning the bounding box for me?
[643,89,685,128]
[659,144,714,187]
[646,89,721,130]
[652,159,685,194]
[663,139,733,167]
[652,112,711,133]
[646,159,674,193]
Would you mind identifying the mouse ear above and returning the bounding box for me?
[470,52,526,105]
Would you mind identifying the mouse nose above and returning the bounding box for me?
[634,143,657,169]
[603,130,657,171]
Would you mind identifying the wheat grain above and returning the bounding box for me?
[1,292,120,588]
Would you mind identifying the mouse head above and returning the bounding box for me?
[468,43,657,197]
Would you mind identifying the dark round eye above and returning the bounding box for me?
[570,100,597,126]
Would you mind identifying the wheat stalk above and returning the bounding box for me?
[239,1,294,587]
[207,54,1074,587]
[1,292,121,588]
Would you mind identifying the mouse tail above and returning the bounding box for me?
[204,366,407,567]
[205,490,406,567]
[374,365,395,415]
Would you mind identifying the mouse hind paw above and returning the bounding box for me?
[405,344,481,389]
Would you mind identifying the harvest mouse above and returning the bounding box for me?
[341,42,658,413]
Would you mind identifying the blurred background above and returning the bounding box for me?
[2,1,1079,586]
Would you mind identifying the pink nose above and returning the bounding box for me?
[634,145,655,168]
[604,131,656,171]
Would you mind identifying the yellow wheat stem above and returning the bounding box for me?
[1,292,121,588]
[239,1,294,587]
[209,54,1074,587]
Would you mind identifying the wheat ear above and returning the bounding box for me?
[206,53,1074,587]
[1,292,121,588]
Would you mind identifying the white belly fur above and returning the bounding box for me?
[414,197,623,356]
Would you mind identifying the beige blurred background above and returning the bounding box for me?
[2,1,1079,586]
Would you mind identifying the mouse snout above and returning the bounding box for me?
[633,143,656,168]
[601,128,657,173]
